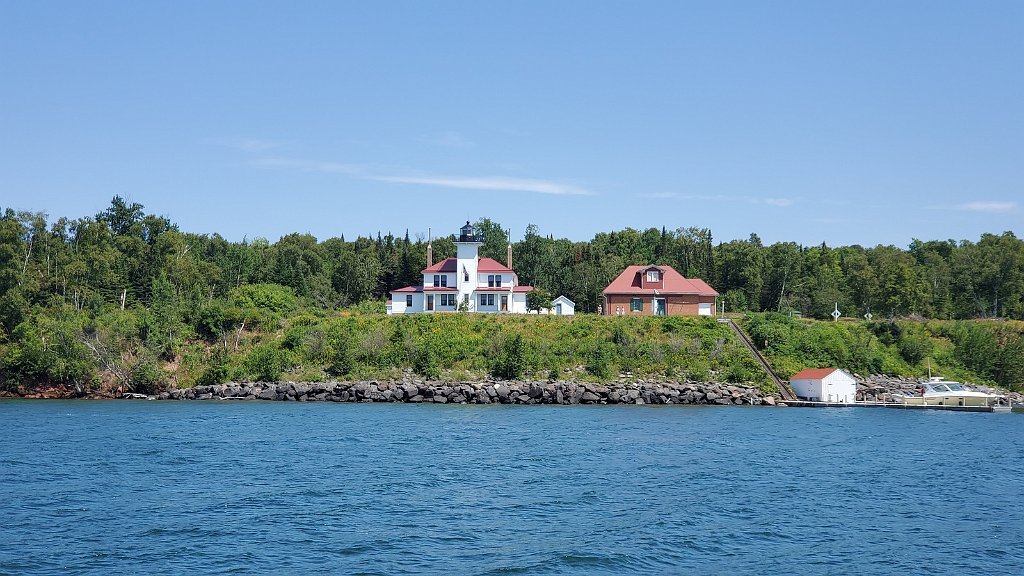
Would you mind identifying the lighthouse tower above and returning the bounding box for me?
[455,221,482,306]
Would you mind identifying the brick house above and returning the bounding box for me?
[602,265,718,316]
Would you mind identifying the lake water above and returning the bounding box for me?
[2,400,1022,575]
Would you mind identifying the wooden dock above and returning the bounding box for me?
[782,400,1013,413]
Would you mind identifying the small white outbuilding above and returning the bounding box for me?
[549,295,575,316]
[530,295,576,315]
[789,368,857,403]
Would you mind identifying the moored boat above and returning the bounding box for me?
[892,377,1006,407]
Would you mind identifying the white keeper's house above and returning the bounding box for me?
[387,222,536,314]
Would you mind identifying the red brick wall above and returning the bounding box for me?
[603,294,715,316]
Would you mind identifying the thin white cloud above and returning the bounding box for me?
[763,198,793,207]
[252,157,592,196]
[372,175,593,196]
[927,201,1017,213]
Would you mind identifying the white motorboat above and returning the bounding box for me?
[893,377,1006,407]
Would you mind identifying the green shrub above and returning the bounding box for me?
[326,331,353,377]
[413,342,440,379]
[230,283,298,313]
[196,348,231,386]
[587,342,614,379]
[128,351,166,394]
[244,343,284,382]
[491,333,526,380]
[898,332,933,364]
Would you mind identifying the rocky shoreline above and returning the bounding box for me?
[6,374,1021,406]
[149,379,777,406]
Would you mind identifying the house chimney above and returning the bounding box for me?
[427,227,433,267]
[506,228,512,269]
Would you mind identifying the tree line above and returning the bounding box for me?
[1,197,1021,391]
[1,197,1022,327]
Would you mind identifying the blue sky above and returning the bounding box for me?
[2,1,1020,247]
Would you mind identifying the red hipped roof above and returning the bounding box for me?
[392,285,534,293]
[421,257,514,274]
[602,265,718,296]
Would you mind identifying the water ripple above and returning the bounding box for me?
[1,400,1022,575]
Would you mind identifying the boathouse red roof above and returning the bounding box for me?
[790,368,840,380]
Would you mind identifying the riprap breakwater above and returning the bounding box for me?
[154,380,777,406]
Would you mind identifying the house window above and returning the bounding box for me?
[440,294,456,306]
[432,275,448,287]
[405,295,412,308]
[495,275,502,288]
[433,275,440,287]
[479,294,494,307]
[488,275,495,287]
[630,298,642,312]
[647,270,660,283]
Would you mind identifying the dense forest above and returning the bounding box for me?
[1,197,1022,392]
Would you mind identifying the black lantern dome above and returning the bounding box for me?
[459,221,478,242]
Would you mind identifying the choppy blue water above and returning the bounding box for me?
[1,401,1022,575]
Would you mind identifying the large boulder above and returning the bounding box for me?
[494,384,510,402]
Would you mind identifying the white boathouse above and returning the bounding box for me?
[789,368,857,403]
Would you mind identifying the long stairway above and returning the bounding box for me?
[722,318,797,401]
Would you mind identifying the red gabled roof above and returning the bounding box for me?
[602,265,719,296]
[422,257,458,273]
[478,257,514,273]
[790,368,839,380]
[512,285,534,292]
[392,286,423,293]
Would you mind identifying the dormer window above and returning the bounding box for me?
[647,269,660,283]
